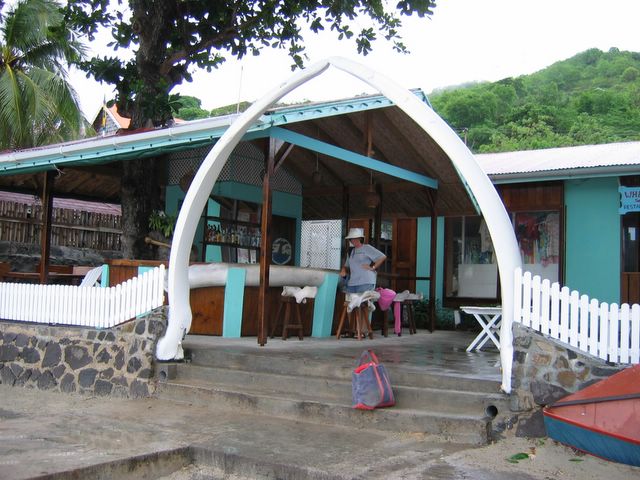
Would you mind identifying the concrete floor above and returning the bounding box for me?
[183,329,503,380]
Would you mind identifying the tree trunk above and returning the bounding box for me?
[120,158,162,259]
[118,3,179,259]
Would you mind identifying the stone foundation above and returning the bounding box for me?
[510,323,623,436]
[0,306,167,397]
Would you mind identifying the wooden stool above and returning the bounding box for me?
[335,301,373,340]
[270,296,304,340]
[400,299,418,335]
[380,299,418,337]
[380,309,391,337]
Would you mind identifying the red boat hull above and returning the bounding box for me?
[543,364,640,466]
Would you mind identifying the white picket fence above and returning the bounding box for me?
[0,265,165,329]
[514,267,640,364]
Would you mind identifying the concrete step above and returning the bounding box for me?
[160,343,510,445]
[157,379,491,446]
[185,344,503,394]
[173,363,510,417]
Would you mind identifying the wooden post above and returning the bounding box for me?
[363,110,378,247]
[427,190,438,333]
[364,111,374,158]
[258,138,276,346]
[39,170,55,284]
[341,185,350,262]
[373,184,383,249]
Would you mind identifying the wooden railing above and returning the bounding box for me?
[514,268,640,364]
[0,266,165,328]
[0,200,122,250]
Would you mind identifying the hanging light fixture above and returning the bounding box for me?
[365,170,380,209]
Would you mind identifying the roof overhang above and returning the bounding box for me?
[0,89,477,217]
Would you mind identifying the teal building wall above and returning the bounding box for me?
[564,177,620,304]
[416,216,445,303]
[414,177,622,306]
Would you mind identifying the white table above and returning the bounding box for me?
[460,306,502,352]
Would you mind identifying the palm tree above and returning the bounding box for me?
[0,0,86,150]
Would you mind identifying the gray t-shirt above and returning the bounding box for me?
[345,244,385,287]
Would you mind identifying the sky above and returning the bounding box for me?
[70,0,640,121]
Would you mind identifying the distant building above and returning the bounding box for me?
[91,104,185,137]
[91,104,131,137]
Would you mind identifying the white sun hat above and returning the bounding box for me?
[345,227,365,240]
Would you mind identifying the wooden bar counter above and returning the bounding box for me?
[106,260,337,338]
[189,285,315,336]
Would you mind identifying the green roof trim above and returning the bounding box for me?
[267,89,430,127]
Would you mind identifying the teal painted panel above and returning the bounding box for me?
[100,264,109,288]
[565,178,620,303]
[312,273,340,337]
[205,199,222,262]
[169,185,214,261]
[416,217,444,303]
[213,181,302,218]
[165,185,182,215]
[223,268,246,338]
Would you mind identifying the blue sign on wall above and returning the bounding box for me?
[619,186,640,214]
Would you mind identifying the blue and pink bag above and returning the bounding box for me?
[352,350,395,410]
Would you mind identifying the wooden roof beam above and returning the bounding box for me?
[304,180,432,197]
[270,127,437,188]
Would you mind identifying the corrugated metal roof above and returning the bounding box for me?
[476,141,640,181]
[0,190,121,215]
[0,112,251,175]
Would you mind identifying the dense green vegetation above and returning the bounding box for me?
[429,48,640,153]
[171,95,251,121]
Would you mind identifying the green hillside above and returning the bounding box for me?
[429,48,640,153]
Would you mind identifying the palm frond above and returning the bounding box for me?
[0,0,86,149]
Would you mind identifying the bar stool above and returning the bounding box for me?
[335,295,374,340]
[380,305,415,337]
[270,286,317,340]
[380,309,391,337]
[399,299,418,335]
[271,295,304,340]
[389,292,422,336]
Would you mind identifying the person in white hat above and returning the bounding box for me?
[339,227,386,293]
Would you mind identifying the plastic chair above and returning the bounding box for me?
[78,266,105,287]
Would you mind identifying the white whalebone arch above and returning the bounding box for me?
[156,57,522,393]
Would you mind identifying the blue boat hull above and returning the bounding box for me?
[544,416,640,467]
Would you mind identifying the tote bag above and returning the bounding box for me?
[352,350,395,410]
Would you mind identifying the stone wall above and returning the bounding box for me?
[0,241,122,272]
[0,306,167,397]
[510,323,623,436]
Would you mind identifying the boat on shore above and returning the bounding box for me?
[543,364,640,467]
